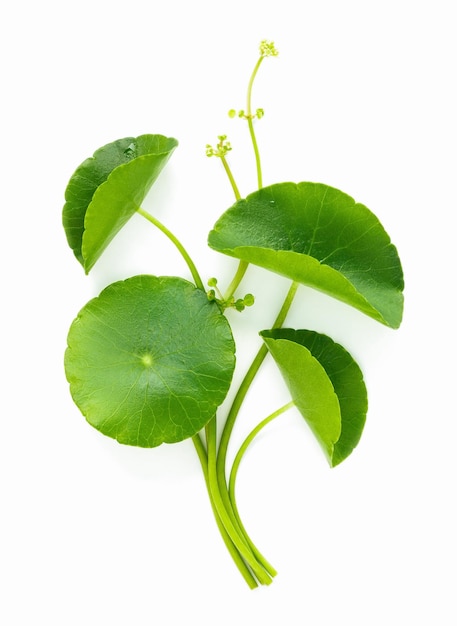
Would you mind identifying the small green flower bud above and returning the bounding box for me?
[259,40,279,58]
[243,294,255,307]
[206,136,232,158]
[228,109,237,118]
[207,277,218,287]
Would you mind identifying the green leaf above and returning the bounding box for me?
[208,182,404,328]
[261,329,368,466]
[64,275,235,447]
[62,134,178,273]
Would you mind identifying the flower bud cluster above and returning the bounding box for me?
[228,108,264,121]
[259,40,279,57]
[207,278,255,313]
[206,135,232,158]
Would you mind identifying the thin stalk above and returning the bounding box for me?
[137,206,204,291]
[192,434,258,589]
[216,281,299,508]
[210,282,298,579]
[223,260,249,302]
[216,50,274,306]
[205,417,273,586]
[219,52,269,305]
[217,151,247,302]
[246,56,265,188]
[228,401,295,569]
[220,155,241,201]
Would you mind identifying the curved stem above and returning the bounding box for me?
[228,402,295,571]
[205,418,273,586]
[137,206,204,291]
[223,260,249,302]
[216,281,299,507]
[246,56,265,189]
[215,55,267,305]
[220,155,241,201]
[248,118,262,190]
[226,407,293,579]
[229,401,295,517]
[217,346,268,485]
[218,53,266,304]
[209,281,298,581]
[192,434,258,589]
[217,151,247,302]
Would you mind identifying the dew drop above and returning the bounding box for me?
[124,142,136,158]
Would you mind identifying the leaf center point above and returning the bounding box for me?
[140,353,154,368]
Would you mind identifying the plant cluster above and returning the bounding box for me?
[62,41,404,588]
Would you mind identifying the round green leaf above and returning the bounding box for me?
[64,275,236,447]
[261,329,368,466]
[208,182,404,328]
[62,134,178,273]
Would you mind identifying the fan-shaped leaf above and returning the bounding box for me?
[261,329,368,466]
[65,275,235,447]
[63,134,178,273]
[208,182,404,328]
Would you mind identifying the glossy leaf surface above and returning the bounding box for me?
[209,182,404,328]
[261,329,368,466]
[63,134,178,273]
[65,275,235,447]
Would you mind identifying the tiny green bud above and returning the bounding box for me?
[256,108,264,119]
[228,109,237,118]
[207,289,216,301]
[243,294,255,307]
[259,40,279,58]
[234,299,246,312]
[206,136,232,158]
[208,277,218,287]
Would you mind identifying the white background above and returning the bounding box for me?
[1,1,456,624]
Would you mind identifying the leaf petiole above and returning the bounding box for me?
[220,154,241,201]
[205,418,274,586]
[217,281,299,491]
[192,434,259,589]
[228,401,295,572]
[229,401,296,502]
[137,206,204,291]
[223,260,249,302]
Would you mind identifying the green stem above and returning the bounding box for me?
[192,434,258,589]
[217,281,299,509]
[223,260,249,302]
[220,155,241,201]
[215,55,268,306]
[218,150,247,302]
[219,53,266,305]
[137,206,204,291]
[228,402,295,569]
[210,282,298,580]
[246,55,265,189]
[205,417,273,586]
